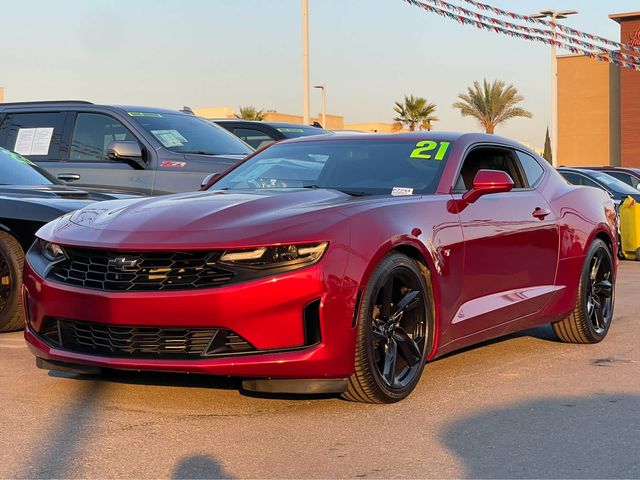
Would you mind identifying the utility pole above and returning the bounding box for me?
[314,84,326,128]
[302,0,310,125]
[531,10,578,168]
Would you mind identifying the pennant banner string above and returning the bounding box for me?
[454,0,640,54]
[401,0,640,71]
[415,0,640,64]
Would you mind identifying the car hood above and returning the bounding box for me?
[42,189,368,249]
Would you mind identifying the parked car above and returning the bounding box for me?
[211,119,329,149]
[557,167,640,205]
[0,147,142,332]
[25,133,617,403]
[576,166,640,190]
[0,101,252,195]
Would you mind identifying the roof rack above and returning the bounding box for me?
[0,100,94,107]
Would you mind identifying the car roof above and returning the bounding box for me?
[212,119,326,129]
[279,131,527,148]
[0,101,187,116]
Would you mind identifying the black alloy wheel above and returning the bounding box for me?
[344,253,431,403]
[0,232,25,332]
[552,239,615,344]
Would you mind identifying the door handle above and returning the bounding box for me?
[58,173,81,182]
[532,207,551,220]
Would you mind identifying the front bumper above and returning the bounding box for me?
[23,259,358,379]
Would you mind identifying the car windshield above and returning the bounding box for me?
[0,147,56,185]
[211,138,452,195]
[128,112,253,155]
[275,126,330,139]
[590,171,639,194]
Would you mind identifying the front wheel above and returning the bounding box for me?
[343,253,432,403]
[552,239,615,343]
[0,232,25,332]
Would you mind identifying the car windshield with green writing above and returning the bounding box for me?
[128,112,253,156]
[0,147,57,185]
[211,139,452,195]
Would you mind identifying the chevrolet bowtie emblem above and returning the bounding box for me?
[108,257,139,271]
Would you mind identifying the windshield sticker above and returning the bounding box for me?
[151,129,188,148]
[160,161,187,168]
[391,187,414,196]
[409,140,450,160]
[128,112,163,117]
[14,127,54,156]
[277,127,305,133]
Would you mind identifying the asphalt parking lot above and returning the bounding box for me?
[0,262,638,479]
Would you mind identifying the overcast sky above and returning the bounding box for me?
[1,0,637,146]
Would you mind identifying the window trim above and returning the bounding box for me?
[451,144,532,193]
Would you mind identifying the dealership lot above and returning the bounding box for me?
[0,263,637,478]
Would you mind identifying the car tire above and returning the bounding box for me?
[0,232,25,332]
[552,239,615,344]
[343,253,432,403]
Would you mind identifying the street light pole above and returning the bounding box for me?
[302,0,310,126]
[531,9,578,168]
[314,84,326,128]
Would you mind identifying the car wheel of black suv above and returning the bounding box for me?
[343,253,432,403]
[0,232,25,332]
[552,239,615,343]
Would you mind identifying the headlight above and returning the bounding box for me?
[219,242,328,270]
[38,239,66,262]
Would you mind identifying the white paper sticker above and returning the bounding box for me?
[391,187,414,196]
[151,129,188,148]
[14,128,54,155]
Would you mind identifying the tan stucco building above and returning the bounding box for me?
[558,11,640,167]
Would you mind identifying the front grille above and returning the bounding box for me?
[40,318,255,359]
[49,248,235,292]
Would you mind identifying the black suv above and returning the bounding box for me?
[0,101,252,195]
[211,119,329,149]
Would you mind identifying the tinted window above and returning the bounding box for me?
[607,171,640,189]
[0,147,56,185]
[456,148,525,191]
[129,113,252,155]
[70,113,138,162]
[560,171,602,189]
[0,112,66,161]
[516,151,545,187]
[589,170,639,194]
[233,128,275,150]
[213,139,452,195]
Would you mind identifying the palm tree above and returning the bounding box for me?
[236,106,267,121]
[453,79,532,134]
[393,95,438,131]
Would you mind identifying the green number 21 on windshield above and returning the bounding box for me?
[409,141,450,161]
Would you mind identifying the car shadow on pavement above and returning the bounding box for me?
[441,394,640,479]
[172,454,235,479]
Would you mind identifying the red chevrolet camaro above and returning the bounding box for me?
[23,133,617,403]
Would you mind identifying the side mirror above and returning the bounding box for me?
[106,141,145,170]
[462,170,514,204]
[448,169,515,213]
[200,172,222,191]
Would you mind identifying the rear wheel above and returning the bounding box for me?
[552,239,614,343]
[343,253,431,403]
[0,232,25,332]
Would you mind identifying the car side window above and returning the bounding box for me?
[232,128,275,150]
[0,112,67,161]
[607,171,638,189]
[69,113,138,162]
[561,172,602,189]
[515,151,545,187]
[454,147,526,192]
